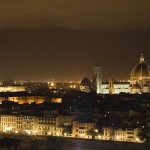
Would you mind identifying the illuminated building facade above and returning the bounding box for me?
[92,54,150,94]
[36,116,63,136]
[0,115,18,133]
[101,80,130,94]
[0,95,62,104]
[114,128,141,142]
[72,121,95,138]
[102,127,141,142]
[0,85,26,92]
[103,127,114,140]
[0,114,143,143]
[0,113,72,136]
[8,96,45,104]
[92,64,130,94]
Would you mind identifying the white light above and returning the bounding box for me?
[56,133,60,136]
[98,135,101,139]
[64,133,67,136]
[136,137,140,143]
[15,130,18,134]
[80,134,84,137]
[4,127,12,132]
[51,83,54,87]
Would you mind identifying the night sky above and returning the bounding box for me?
[0,0,150,81]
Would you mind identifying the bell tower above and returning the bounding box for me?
[93,65,102,94]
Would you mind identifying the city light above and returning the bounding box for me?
[0,1,149,149]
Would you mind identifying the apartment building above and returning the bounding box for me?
[102,127,141,142]
[0,113,72,137]
[72,121,95,138]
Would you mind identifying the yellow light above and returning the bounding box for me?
[136,137,140,143]
[56,133,60,136]
[51,83,54,87]
[64,133,67,136]
[80,134,84,137]
[116,136,119,140]
[4,127,12,132]
[15,130,18,134]
[98,135,101,139]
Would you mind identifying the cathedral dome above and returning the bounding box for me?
[130,54,150,79]
[80,77,92,88]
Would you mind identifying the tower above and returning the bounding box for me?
[109,78,114,95]
[93,65,102,94]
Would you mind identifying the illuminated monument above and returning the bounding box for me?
[93,65,102,94]
[93,65,130,94]
[92,54,150,94]
[130,54,150,94]
[80,54,150,94]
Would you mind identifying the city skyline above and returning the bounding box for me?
[0,1,150,81]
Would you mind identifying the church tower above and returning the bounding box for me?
[109,78,114,95]
[93,65,102,94]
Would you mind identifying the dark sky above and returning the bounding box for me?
[0,0,150,81]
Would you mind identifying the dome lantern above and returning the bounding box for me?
[140,54,145,63]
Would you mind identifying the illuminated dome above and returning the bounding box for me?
[130,54,150,79]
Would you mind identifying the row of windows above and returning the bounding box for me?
[17,121,23,124]
[1,117,23,121]
[38,131,61,136]
[115,131,134,136]
[76,126,91,130]
[1,123,16,126]
[1,127,16,132]
[76,130,85,134]
[1,116,71,121]
[127,136,134,138]
[39,127,62,132]
[39,117,56,121]
[39,127,56,130]
[1,118,16,122]
[115,132,125,136]
[17,125,23,129]
[17,97,43,100]
[126,131,133,134]
[39,121,56,124]
[77,123,93,126]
